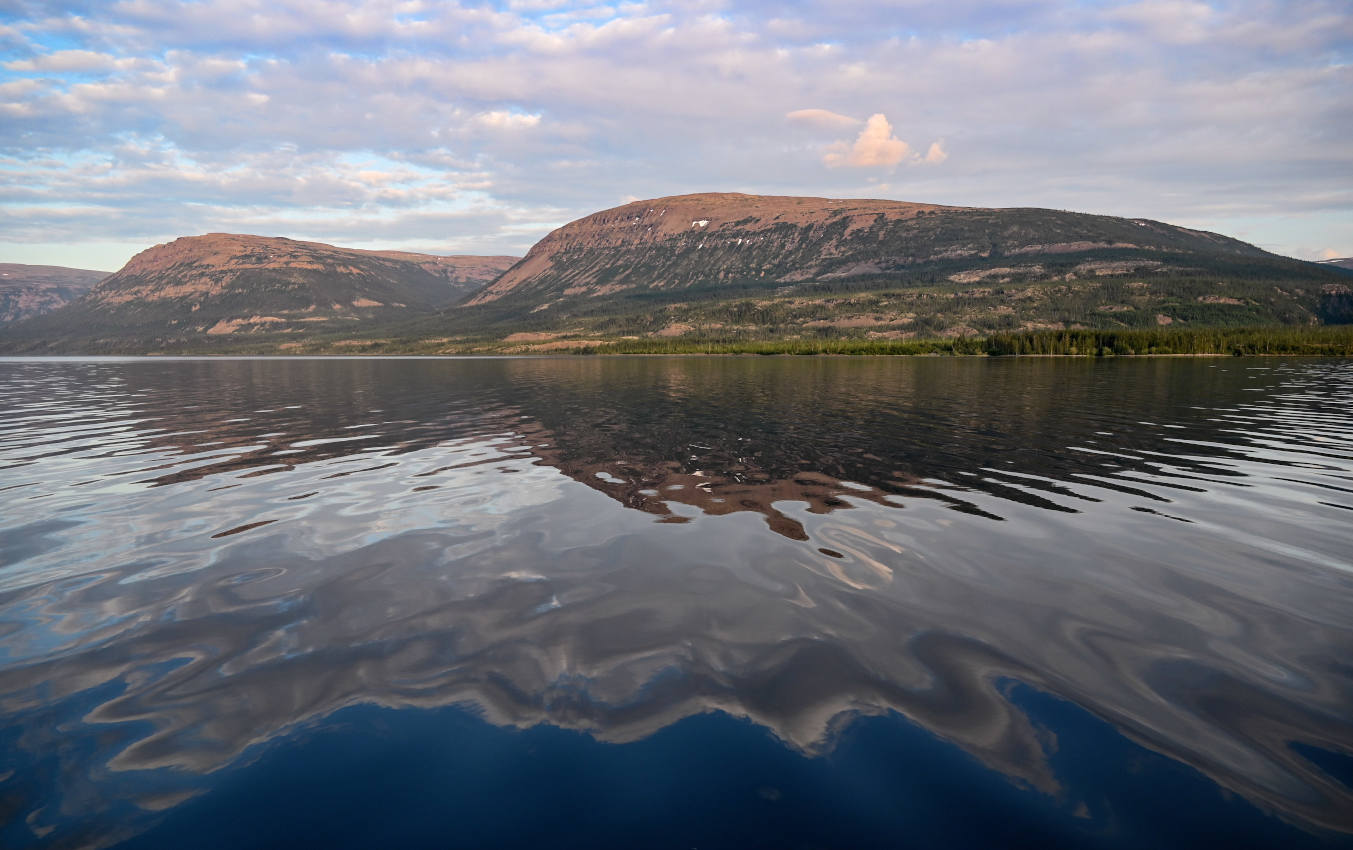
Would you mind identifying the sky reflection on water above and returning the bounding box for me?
[0,356,1351,848]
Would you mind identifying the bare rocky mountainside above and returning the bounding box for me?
[471,193,1263,305]
[0,263,109,324]
[2,195,1347,354]
[2,235,517,351]
[450,193,1347,346]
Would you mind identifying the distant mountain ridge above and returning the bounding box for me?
[3,197,1348,354]
[468,192,1273,311]
[0,263,109,324]
[420,192,1348,347]
[3,234,518,351]
[94,233,515,313]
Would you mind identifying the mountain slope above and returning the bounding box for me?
[3,199,1345,355]
[0,263,109,324]
[3,234,517,351]
[441,193,1345,342]
[470,193,1270,307]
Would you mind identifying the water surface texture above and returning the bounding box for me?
[1,356,1351,849]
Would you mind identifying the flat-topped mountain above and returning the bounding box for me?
[468,192,1270,308]
[444,192,1346,345]
[94,233,514,316]
[469,193,946,305]
[4,235,517,351]
[0,263,109,324]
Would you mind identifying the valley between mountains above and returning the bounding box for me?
[2,193,1350,355]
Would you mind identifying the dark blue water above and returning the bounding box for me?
[0,356,1350,848]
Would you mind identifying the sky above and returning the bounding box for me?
[0,0,1350,271]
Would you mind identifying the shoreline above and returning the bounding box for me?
[4,326,1352,359]
[2,351,1348,361]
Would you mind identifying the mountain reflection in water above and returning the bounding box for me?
[0,356,1350,849]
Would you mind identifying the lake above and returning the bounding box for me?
[1,355,1350,849]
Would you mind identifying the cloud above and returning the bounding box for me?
[923,140,947,164]
[786,108,860,129]
[508,0,573,10]
[4,50,132,73]
[474,110,543,130]
[1108,0,1216,45]
[823,113,910,168]
[0,0,1349,267]
[1320,248,1344,260]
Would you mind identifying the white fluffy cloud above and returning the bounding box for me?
[821,114,947,169]
[3,49,136,73]
[824,113,910,168]
[923,141,947,164]
[474,110,543,130]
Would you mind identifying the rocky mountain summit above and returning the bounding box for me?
[0,263,109,324]
[93,233,515,317]
[4,234,517,351]
[434,193,1344,346]
[468,192,1272,310]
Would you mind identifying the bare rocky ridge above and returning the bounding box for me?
[0,263,109,324]
[470,193,949,304]
[5,234,517,350]
[468,192,1269,311]
[91,233,515,312]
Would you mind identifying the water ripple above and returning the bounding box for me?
[0,356,1350,845]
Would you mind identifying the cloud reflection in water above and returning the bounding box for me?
[0,356,1350,846]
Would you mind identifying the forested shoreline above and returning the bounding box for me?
[567,326,1353,357]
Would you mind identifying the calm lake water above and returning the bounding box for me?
[1,356,1351,849]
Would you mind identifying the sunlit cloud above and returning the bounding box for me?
[922,140,947,164]
[823,113,909,168]
[474,110,543,130]
[821,113,945,170]
[786,108,860,129]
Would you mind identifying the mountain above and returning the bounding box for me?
[1319,257,1353,271]
[470,193,1265,306]
[2,234,517,352]
[448,193,1346,345]
[4,198,1347,355]
[0,263,109,324]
